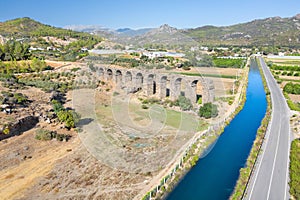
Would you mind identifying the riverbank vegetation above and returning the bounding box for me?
[289,139,300,200]
[230,57,271,199]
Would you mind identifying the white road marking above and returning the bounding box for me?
[247,57,287,200]
[247,109,273,200]
[266,115,282,200]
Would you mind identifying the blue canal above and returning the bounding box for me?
[166,59,267,200]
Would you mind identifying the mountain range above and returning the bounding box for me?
[65,14,300,47]
[185,14,300,47]
[1,14,300,47]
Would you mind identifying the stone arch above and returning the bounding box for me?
[191,80,204,104]
[125,71,132,83]
[160,76,168,98]
[116,70,122,84]
[147,74,156,95]
[136,73,143,90]
[107,69,113,80]
[174,78,184,98]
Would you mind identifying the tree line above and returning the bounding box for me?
[0,40,31,61]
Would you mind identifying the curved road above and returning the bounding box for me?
[244,56,292,200]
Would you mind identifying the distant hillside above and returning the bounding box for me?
[115,28,153,36]
[185,14,300,47]
[0,17,99,39]
[0,17,102,61]
[6,14,300,48]
[110,24,195,47]
[108,15,300,47]
[65,24,153,38]
[132,24,194,45]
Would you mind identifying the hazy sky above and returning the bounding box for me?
[0,0,299,29]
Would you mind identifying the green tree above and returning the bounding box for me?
[198,102,218,118]
[31,57,46,72]
[284,82,300,95]
[51,100,64,113]
[14,42,24,60]
[57,110,81,129]
[0,45,5,60]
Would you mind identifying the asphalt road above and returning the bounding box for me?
[244,56,291,200]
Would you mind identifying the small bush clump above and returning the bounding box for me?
[198,102,218,118]
[35,129,56,141]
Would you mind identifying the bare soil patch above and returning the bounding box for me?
[187,67,241,76]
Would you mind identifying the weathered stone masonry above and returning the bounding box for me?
[95,65,215,105]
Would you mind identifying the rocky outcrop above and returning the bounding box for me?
[294,14,300,20]
[0,116,39,140]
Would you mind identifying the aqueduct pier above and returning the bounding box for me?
[93,64,215,105]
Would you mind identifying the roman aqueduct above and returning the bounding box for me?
[93,64,215,105]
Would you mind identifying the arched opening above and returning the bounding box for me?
[174,78,184,97]
[136,73,143,90]
[191,80,203,104]
[107,69,113,80]
[160,76,168,98]
[98,67,104,81]
[166,88,170,97]
[125,71,132,83]
[147,74,156,95]
[116,70,122,83]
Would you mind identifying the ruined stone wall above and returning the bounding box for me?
[0,116,39,140]
[94,64,215,105]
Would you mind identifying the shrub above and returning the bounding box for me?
[113,91,119,96]
[57,110,81,129]
[176,95,193,111]
[141,104,149,109]
[35,129,55,141]
[13,93,28,104]
[284,82,300,95]
[88,63,96,72]
[56,133,70,141]
[142,98,160,104]
[287,72,294,76]
[3,127,10,135]
[71,67,81,72]
[197,97,202,105]
[281,71,287,76]
[182,66,191,70]
[228,99,234,105]
[51,100,64,113]
[198,103,218,118]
